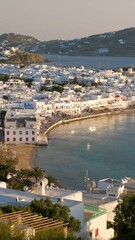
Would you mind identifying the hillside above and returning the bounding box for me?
[0,33,39,49]
[0,28,135,56]
[6,50,45,64]
[40,28,135,56]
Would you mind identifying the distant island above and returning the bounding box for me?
[0,28,135,57]
[0,48,45,65]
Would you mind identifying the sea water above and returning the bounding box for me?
[45,54,135,69]
[33,113,135,190]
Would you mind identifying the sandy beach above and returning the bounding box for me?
[8,144,37,170]
[7,109,135,172]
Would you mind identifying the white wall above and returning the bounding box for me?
[98,179,111,189]
[99,200,118,222]
[65,191,82,202]
[85,213,114,240]
[70,202,84,238]
[0,182,6,188]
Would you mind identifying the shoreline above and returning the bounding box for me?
[8,144,37,170]
[44,109,135,137]
[44,113,112,136]
[9,109,135,172]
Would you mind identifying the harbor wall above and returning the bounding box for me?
[44,112,111,137]
[44,120,63,136]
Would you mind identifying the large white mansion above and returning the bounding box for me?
[4,109,38,144]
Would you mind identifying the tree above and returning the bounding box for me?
[0,221,25,240]
[0,74,9,82]
[33,228,75,240]
[29,198,81,233]
[31,167,45,183]
[0,149,18,180]
[52,85,64,93]
[47,175,58,187]
[69,216,81,232]
[112,194,135,240]
[2,95,9,100]
[16,169,32,181]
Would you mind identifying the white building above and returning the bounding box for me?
[4,109,38,144]
[0,187,84,239]
[98,178,121,189]
[98,178,125,199]
[106,184,124,199]
[84,204,114,240]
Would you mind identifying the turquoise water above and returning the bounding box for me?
[34,113,135,190]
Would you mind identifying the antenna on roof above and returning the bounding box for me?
[85,170,89,184]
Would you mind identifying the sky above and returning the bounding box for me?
[0,0,135,41]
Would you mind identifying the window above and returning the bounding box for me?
[19,138,22,142]
[13,131,16,135]
[7,131,9,135]
[7,138,9,142]
[19,131,22,135]
[26,131,28,135]
[32,137,35,142]
[13,138,16,142]
[32,131,35,135]
[95,228,99,238]
[26,138,28,142]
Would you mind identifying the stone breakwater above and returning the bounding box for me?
[44,112,111,139]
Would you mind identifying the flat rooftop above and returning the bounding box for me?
[45,188,82,198]
[0,187,81,208]
[84,204,106,222]
[99,178,120,184]
[83,192,118,206]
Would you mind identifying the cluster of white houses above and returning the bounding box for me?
[1,62,135,239]
[0,176,134,239]
[3,88,130,145]
[4,94,128,145]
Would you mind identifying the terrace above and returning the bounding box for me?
[84,204,106,222]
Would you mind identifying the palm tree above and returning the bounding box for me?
[0,163,15,180]
[31,167,45,183]
[47,175,58,187]
[16,169,32,181]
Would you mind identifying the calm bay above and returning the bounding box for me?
[33,56,135,190]
[34,112,135,190]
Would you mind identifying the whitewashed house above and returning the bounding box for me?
[84,205,114,240]
[106,184,124,199]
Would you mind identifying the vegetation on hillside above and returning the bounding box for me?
[0,73,33,88]
[0,221,75,240]
[0,148,18,180]
[30,198,81,232]
[0,33,39,44]
[1,28,135,57]
[0,199,80,239]
[0,147,81,238]
[112,194,135,240]
[6,50,45,64]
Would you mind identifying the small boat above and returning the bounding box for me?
[89,126,96,132]
[71,130,75,134]
[87,143,91,150]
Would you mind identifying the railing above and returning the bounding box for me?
[84,204,106,222]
